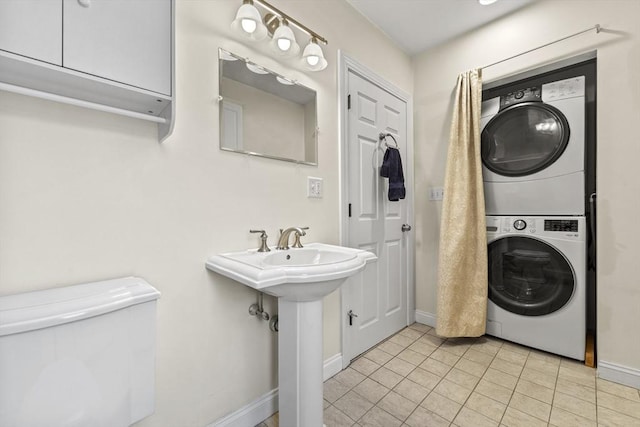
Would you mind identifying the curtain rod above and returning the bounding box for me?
[482,24,601,70]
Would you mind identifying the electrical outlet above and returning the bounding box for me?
[307,177,323,198]
[429,187,444,201]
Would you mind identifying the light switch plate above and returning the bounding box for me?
[429,187,444,201]
[308,177,323,198]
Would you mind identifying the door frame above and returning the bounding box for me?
[338,51,415,368]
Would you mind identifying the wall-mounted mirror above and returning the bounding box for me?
[219,49,317,165]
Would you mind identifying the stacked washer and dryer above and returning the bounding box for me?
[480,74,589,360]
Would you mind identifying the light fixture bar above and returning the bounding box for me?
[253,0,328,45]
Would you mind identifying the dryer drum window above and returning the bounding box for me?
[481,103,570,177]
[488,236,575,316]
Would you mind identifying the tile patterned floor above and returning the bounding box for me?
[257,323,640,426]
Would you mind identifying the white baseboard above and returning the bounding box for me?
[208,388,278,427]
[209,353,344,426]
[414,310,437,328]
[324,353,343,380]
[598,360,640,389]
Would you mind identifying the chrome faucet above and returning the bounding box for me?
[276,227,307,250]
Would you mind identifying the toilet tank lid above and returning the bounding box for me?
[0,277,160,337]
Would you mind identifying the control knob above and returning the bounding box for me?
[513,219,527,230]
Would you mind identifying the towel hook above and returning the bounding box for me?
[379,132,398,149]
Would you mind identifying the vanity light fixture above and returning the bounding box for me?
[232,0,268,40]
[270,19,300,56]
[478,0,498,5]
[302,38,327,71]
[231,0,328,71]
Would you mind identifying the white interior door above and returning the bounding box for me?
[343,69,410,362]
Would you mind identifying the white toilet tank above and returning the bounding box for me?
[0,277,161,427]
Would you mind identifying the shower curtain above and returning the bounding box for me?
[436,69,488,338]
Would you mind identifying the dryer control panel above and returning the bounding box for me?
[500,87,541,109]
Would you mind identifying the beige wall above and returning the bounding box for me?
[413,0,640,372]
[0,0,412,425]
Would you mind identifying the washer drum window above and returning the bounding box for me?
[488,236,575,316]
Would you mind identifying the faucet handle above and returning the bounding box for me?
[292,227,309,248]
[249,230,270,252]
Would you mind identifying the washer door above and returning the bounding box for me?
[488,236,575,316]
[481,102,570,177]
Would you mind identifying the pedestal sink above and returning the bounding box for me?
[206,243,376,426]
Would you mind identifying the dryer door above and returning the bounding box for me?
[488,236,575,316]
[481,102,570,177]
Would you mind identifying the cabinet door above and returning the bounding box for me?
[0,0,62,65]
[63,0,171,95]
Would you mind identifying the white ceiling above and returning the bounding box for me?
[347,0,535,56]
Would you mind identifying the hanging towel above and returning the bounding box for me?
[380,147,406,201]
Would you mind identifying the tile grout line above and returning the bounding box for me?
[551,359,562,425]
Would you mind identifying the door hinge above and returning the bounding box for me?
[348,203,352,217]
[347,94,351,110]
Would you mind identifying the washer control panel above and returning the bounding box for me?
[544,219,579,232]
[486,216,583,240]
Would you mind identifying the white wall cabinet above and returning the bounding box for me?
[0,0,174,141]
[63,0,171,96]
[0,0,62,66]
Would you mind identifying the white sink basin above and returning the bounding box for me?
[262,247,357,266]
[205,242,376,301]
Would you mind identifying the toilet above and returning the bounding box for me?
[0,277,161,427]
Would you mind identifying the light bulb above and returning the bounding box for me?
[302,38,327,71]
[241,18,257,33]
[277,38,291,51]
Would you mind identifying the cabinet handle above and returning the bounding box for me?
[78,0,91,8]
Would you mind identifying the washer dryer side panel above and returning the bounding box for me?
[484,171,585,215]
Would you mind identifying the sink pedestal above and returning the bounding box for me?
[278,298,325,427]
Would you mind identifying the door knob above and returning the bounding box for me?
[347,310,358,326]
[402,224,412,232]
